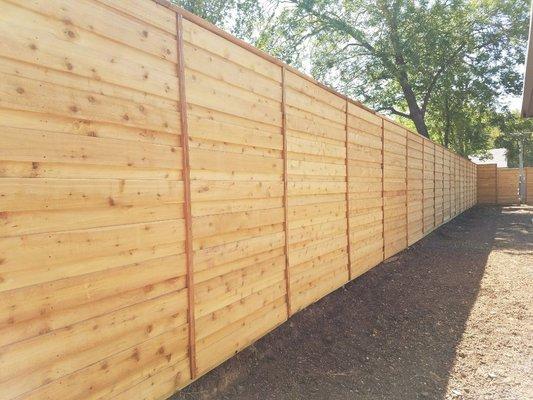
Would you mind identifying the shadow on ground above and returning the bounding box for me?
[171,206,530,400]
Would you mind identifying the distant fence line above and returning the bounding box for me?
[0,0,477,399]
[477,164,532,204]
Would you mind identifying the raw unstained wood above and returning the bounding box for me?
[476,164,522,205]
[0,1,477,399]
[526,167,533,204]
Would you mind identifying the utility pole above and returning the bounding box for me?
[508,131,530,203]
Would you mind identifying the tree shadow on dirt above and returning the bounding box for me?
[172,206,528,400]
[490,205,532,254]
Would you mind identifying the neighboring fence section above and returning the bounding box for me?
[0,1,477,399]
[477,164,498,204]
[497,168,520,204]
[527,167,533,204]
[476,164,529,205]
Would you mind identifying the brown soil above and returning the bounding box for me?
[171,206,533,400]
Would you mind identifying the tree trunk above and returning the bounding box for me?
[444,126,450,148]
[410,109,429,138]
[444,96,451,147]
[377,1,430,138]
[393,55,430,138]
[401,84,430,137]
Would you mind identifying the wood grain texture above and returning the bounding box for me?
[0,1,478,399]
[476,164,516,204]
[347,103,384,277]
[497,168,520,205]
[525,167,533,204]
[285,70,349,313]
[383,121,407,258]
[407,131,423,245]
[176,13,196,380]
[476,164,497,204]
[182,18,287,377]
[423,140,435,233]
[0,2,191,400]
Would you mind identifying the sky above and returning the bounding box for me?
[209,0,527,118]
[504,95,522,113]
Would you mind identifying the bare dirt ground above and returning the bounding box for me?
[171,206,532,400]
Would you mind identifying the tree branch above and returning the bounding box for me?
[290,0,378,55]
[421,42,468,113]
[376,106,411,119]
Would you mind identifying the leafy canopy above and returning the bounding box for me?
[492,112,533,167]
[175,0,529,156]
[171,0,274,40]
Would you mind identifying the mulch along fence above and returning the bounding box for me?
[0,1,479,399]
[477,164,532,204]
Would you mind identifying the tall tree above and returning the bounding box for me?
[493,112,533,167]
[255,0,528,143]
[424,60,499,155]
[173,0,529,155]
[172,0,274,42]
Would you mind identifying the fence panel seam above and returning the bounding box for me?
[405,131,408,244]
[381,119,385,259]
[176,13,196,380]
[433,143,436,228]
[281,66,292,317]
[422,140,425,234]
[496,165,499,204]
[345,99,353,279]
[0,1,482,396]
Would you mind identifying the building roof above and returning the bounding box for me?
[469,148,508,167]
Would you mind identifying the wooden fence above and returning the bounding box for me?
[0,1,477,399]
[527,167,533,203]
[477,164,498,204]
[476,164,531,204]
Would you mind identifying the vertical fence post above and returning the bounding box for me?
[463,159,466,209]
[451,155,454,214]
[450,154,452,217]
[458,157,460,211]
[452,155,455,215]
[422,140,425,234]
[474,164,476,205]
[442,150,445,218]
[433,143,436,228]
[457,156,460,212]
[526,167,529,204]
[175,13,196,379]
[460,160,462,210]
[460,157,461,210]
[381,119,385,260]
[281,66,292,317]
[345,99,353,279]
[405,131,409,245]
[495,164,499,205]
[456,156,459,213]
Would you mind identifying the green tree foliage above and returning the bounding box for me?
[173,0,529,156]
[424,70,498,156]
[259,0,528,143]
[493,112,533,167]
[171,0,275,41]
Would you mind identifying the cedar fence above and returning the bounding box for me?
[477,164,532,204]
[0,1,478,399]
[525,167,533,204]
